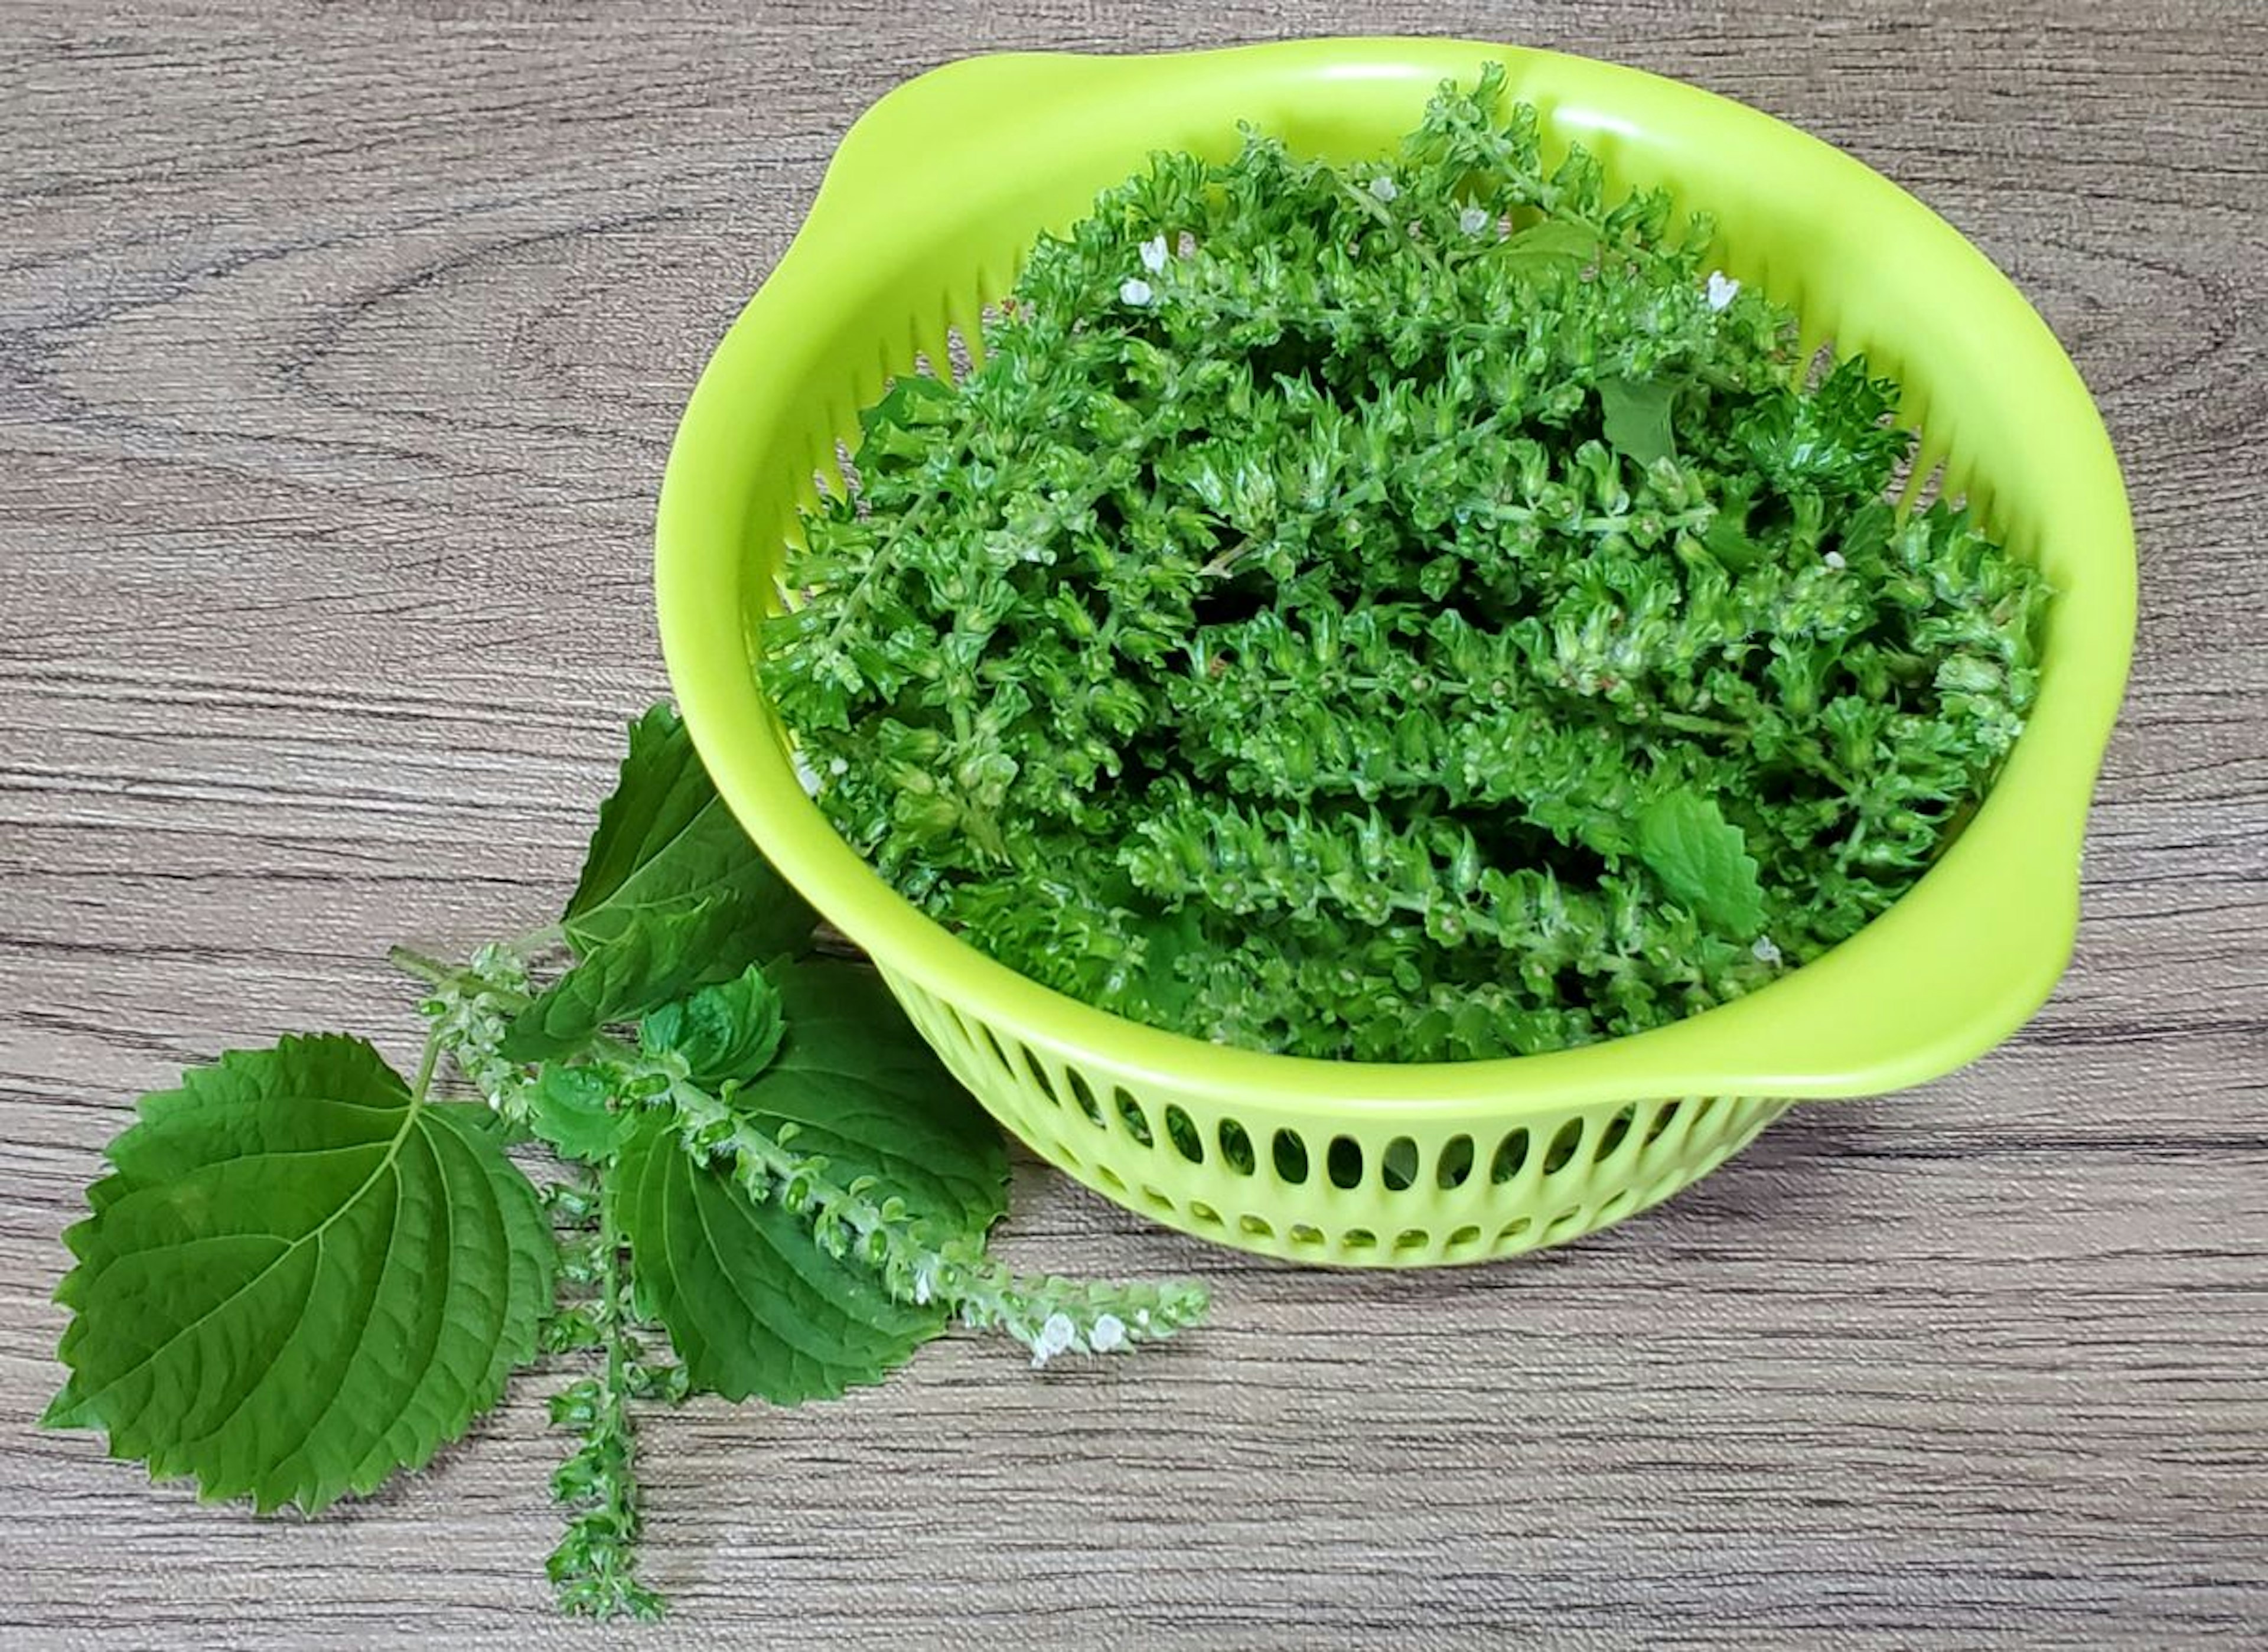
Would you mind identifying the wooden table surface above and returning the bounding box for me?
[4,3,2263,1647]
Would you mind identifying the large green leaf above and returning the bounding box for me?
[614,960,1008,1403]
[504,705,816,1058]
[45,1036,552,1512]
[735,959,1008,1237]
[612,1116,944,1405]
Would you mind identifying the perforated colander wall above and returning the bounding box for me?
[881,963,1788,1263]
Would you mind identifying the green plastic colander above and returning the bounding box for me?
[654,40,2134,1266]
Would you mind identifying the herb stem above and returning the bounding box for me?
[545,1167,663,1620]
[406,1029,443,1106]
[387,945,461,989]
[409,947,1207,1364]
[666,1078,1207,1364]
[402,946,537,1123]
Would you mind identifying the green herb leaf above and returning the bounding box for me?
[1598,375,1679,467]
[504,705,816,1058]
[638,963,786,1087]
[735,959,1010,1235]
[1491,217,1599,274]
[45,1035,552,1511]
[857,372,959,463]
[614,959,1008,1402]
[1699,513,1761,569]
[1700,474,1764,570]
[1635,793,1767,937]
[507,899,725,1055]
[612,1113,947,1404]
[527,1063,637,1164]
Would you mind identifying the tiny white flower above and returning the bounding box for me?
[1823,549,1847,570]
[1030,1312,1077,1368]
[1752,936,1783,965]
[792,748,823,797]
[1139,234,1169,273]
[1705,270,1741,312]
[827,755,849,775]
[911,1262,937,1305]
[1118,276,1154,307]
[1089,1313,1127,1353]
[1459,204,1492,236]
[1368,174,1399,203]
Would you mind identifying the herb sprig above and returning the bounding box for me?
[768,67,2047,1061]
[45,703,1206,1618]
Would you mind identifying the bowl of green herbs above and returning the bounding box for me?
[656,41,2134,1264]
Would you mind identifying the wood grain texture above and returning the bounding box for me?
[2,1,2263,1646]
